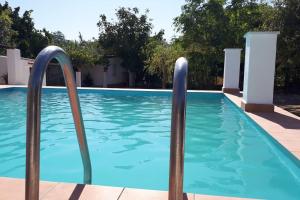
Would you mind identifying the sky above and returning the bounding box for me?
[2,0,186,41]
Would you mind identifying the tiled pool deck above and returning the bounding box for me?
[0,177,250,200]
[0,85,299,199]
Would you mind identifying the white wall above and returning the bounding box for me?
[6,49,34,85]
[20,58,33,84]
[81,65,104,86]
[106,57,127,85]
[223,48,241,90]
[81,57,126,87]
[2,49,125,87]
[243,32,279,105]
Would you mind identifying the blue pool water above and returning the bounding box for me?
[0,87,299,199]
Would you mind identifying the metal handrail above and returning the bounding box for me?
[25,46,92,200]
[168,57,188,200]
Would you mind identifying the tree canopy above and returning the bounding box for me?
[0,2,52,58]
[145,41,185,88]
[0,1,105,72]
[51,32,106,71]
[273,0,300,91]
[97,7,152,86]
[0,8,15,53]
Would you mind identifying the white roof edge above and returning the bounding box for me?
[224,48,242,51]
[244,31,280,38]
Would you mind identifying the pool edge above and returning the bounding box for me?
[224,92,300,162]
[0,177,255,200]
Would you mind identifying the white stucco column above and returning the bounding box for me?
[7,49,21,85]
[222,48,242,93]
[76,71,81,87]
[7,49,32,85]
[242,32,279,112]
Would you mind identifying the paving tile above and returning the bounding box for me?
[279,140,300,152]
[78,184,124,200]
[118,188,194,200]
[0,177,57,200]
[40,182,79,200]
[0,177,254,200]
[41,182,123,200]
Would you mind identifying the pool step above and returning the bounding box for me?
[0,177,254,200]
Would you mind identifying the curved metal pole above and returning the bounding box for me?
[168,57,188,200]
[25,46,92,200]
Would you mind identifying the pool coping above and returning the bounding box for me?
[0,177,254,200]
[0,84,223,93]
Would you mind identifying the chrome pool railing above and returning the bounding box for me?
[25,46,92,200]
[168,57,188,200]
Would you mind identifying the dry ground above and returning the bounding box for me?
[274,94,300,117]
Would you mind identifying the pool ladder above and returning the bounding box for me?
[25,46,188,200]
[168,57,188,200]
[25,46,92,200]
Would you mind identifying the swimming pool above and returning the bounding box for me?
[0,87,299,199]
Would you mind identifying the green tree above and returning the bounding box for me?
[226,0,270,47]
[0,9,15,54]
[97,7,152,87]
[273,0,300,91]
[175,0,229,89]
[50,32,106,72]
[174,0,276,89]
[0,2,15,54]
[0,2,51,57]
[145,42,185,88]
[142,30,166,87]
[50,31,67,46]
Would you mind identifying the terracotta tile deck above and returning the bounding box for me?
[0,177,253,200]
[225,92,300,160]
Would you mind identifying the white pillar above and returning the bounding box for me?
[7,49,32,85]
[76,71,81,87]
[7,49,21,85]
[222,48,242,93]
[242,32,279,112]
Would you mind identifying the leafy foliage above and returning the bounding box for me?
[174,0,274,89]
[0,1,51,57]
[97,7,152,85]
[145,42,185,88]
[0,8,15,53]
[272,0,300,91]
[53,33,106,71]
